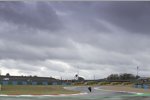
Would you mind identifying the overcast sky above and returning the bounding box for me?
[0,1,150,79]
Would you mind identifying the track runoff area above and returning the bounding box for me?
[1,86,150,100]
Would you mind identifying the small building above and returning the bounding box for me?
[137,77,150,83]
[0,75,59,85]
[134,77,150,89]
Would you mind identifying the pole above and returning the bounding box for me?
[0,69,1,91]
[137,66,139,77]
[94,75,95,81]
[77,66,79,77]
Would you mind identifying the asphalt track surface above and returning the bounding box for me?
[0,86,150,100]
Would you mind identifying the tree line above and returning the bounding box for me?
[107,73,140,81]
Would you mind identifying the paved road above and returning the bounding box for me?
[0,86,150,100]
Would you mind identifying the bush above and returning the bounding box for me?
[72,82,84,86]
[86,81,98,85]
[98,82,110,85]
[111,82,122,85]
[122,82,132,85]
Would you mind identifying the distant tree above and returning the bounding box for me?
[136,75,140,79]
[74,74,84,82]
[107,74,119,80]
[34,75,37,77]
[6,73,10,76]
[107,73,136,81]
[78,77,85,81]
[119,73,136,80]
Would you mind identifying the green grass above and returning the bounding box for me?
[0,85,79,95]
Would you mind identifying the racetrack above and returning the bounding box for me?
[0,86,150,100]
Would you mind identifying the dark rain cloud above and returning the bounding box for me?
[0,1,62,31]
[0,1,150,79]
[94,2,150,34]
[52,1,150,34]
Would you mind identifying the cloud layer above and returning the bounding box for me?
[0,1,150,79]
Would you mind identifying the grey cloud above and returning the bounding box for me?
[53,1,150,34]
[0,1,150,79]
[0,1,62,31]
[94,2,150,33]
[51,2,112,33]
[0,38,81,61]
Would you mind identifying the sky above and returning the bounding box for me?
[0,1,150,80]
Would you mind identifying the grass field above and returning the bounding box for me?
[100,85,150,93]
[0,85,79,95]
